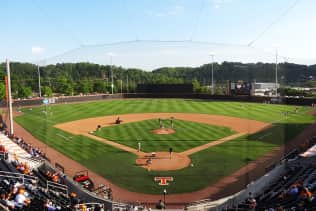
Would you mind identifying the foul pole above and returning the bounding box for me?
[6,59,14,135]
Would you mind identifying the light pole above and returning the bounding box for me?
[275,48,278,96]
[37,63,41,97]
[126,71,129,93]
[107,52,116,95]
[110,55,114,94]
[163,189,167,208]
[209,53,215,95]
[120,79,123,95]
[32,48,44,98]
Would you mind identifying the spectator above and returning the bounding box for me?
[155,199,165,209]
[288,185,299,196]
[14,188,30,208]
[0,193,7,207]
[245,192,257,210]
[44,199,59,211]
[299,187,314,203]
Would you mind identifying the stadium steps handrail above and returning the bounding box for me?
[0,203,9,211]
[112,201,130,210]
[39,161,116,209]
[0,170,38,184]
[46,180,69,196]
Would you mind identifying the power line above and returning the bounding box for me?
[33,0,84,47]
[247,0,300,47]
[38,39,308,66]
[41,39,248,62]
[190,0,206,41]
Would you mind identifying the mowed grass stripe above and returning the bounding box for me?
[14,99,316,194]
[94,119,236,152]
[23,99,314,123]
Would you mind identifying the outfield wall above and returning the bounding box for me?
[1,93,315,107]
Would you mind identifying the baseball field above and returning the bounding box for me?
[14,99,316,194]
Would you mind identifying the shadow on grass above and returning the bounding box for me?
[247,123,311,146]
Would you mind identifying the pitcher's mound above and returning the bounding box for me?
[152,128,175,135]
[136,152,191,171]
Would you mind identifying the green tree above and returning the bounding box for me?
[17,86,32,98]
[192,78,200,93]
[0,83,6,100]
[43,86,53,97]
[75,81,92,94]
[64,84,74,96]
[305,80,316,87]
[93,80,107,93]
[55,76,74,95]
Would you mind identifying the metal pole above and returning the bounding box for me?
[110,56,114,94]
[126,72,129,93]
[163,189,166,208]
[6,59,14,135]
[37,64,41,97]
[275,49,278,96]
[211,54,214,95]
[120,80,123,95]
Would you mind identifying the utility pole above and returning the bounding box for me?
[6,59,14,135]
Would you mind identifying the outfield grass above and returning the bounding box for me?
[14,99,316,194]
[93,119,235,152]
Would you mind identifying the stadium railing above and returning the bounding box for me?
[0,170,38,184]
[47,180,69,196]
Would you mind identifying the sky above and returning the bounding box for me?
[0,0,316,70]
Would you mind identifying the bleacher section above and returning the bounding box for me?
[0,134,42,170]
[187,140,316,211]
[0,131,130,210]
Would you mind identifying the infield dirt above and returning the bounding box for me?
[8,111,316,207]
[55,113,269,171]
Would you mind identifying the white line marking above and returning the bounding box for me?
[56,133,72,140]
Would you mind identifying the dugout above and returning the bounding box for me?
[136,84,193,93]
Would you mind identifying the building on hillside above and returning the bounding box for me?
[230,80,252,95]
[251,82,279,96]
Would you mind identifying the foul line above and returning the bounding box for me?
[56,133,72,140]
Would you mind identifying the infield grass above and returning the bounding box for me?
[93,119,235,152]
[14,99,316,194]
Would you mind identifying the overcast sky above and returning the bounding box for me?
[1,0,315,70]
